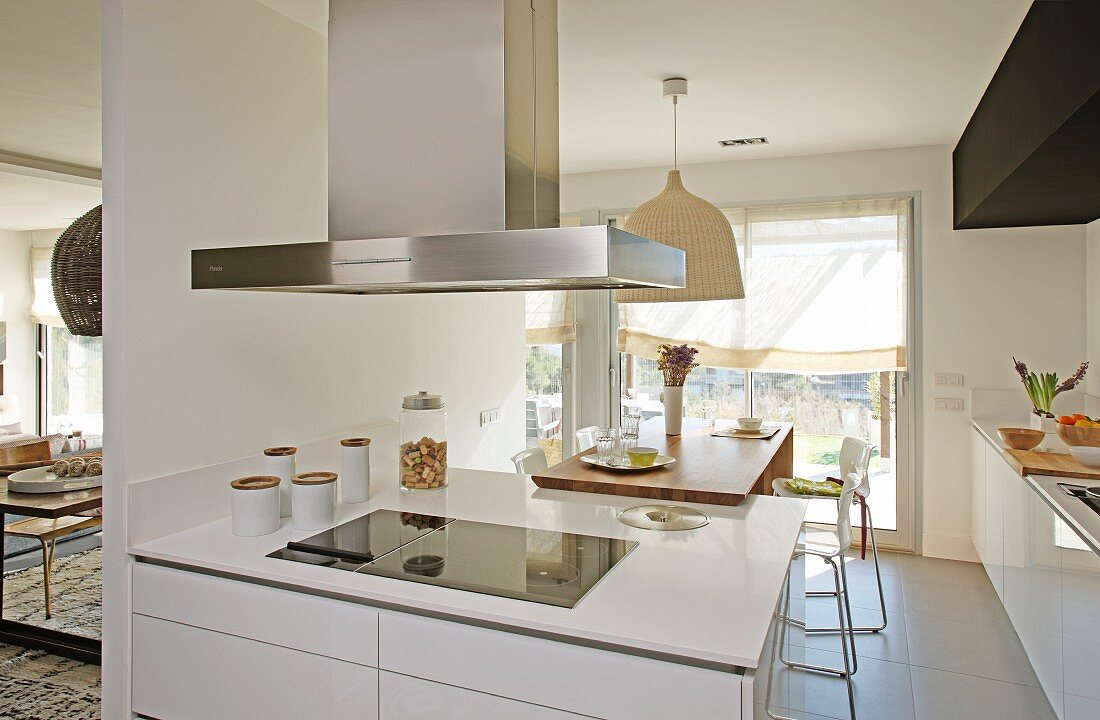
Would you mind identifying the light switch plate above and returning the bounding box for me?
[934,398,964,412]
[934,373,964,387]
[480,408,501,427]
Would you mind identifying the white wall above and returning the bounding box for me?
[1087,220,1100,397]
[101,1,525,715]
[562,144,1088,561]
[0,229,34,422]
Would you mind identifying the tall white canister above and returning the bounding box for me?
[230,476,281,537]
[340,437,371,504]
[264,446,297,517]
[292,471,337,531]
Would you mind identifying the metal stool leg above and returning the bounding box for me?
[805,506,888,635]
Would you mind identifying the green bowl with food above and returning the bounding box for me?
[626,447,659,467]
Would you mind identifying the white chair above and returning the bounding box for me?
[772,437,887,634]
[574,426,598,454]
[766,473,861,720]
[510,448,548,476]
[0,394,24,433]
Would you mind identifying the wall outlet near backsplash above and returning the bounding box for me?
[479,408,501,427]
[934,397,964,412]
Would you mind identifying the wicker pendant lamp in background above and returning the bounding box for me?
[51,205,102,337]
[616,78,745,303]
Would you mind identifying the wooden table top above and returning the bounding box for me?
[0,477,103,518]
[1004,447,1100,481]
[532,420,794,506]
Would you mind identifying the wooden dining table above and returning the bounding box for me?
[532,417,795,506]
[0,477,102,663]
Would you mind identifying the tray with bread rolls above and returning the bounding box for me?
[7,453,103,493]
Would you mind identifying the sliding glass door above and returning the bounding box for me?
[606,196,915,551]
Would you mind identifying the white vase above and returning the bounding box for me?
[662,385,684,436]
[1029,414,1058,434]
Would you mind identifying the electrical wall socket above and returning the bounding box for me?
[934,398,964,412]
[479,408,501,427]
[934,373,964,387]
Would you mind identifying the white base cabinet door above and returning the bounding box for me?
[132,615,379,720]
[379,672,584,720]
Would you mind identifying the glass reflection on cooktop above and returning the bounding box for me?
[269,509,637,608]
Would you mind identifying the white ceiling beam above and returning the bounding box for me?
[0,150,101,187]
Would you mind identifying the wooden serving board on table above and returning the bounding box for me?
[531,423,794,506]
[1003,448,1100,481]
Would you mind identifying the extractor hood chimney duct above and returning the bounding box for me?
[191,0,684,295]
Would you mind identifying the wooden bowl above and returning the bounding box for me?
[1055,423,1100,448]
[997,427,1044,451]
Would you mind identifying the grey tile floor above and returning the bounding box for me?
[757,550,1058,720]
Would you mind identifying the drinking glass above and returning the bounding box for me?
[701,403,717,428]
[596,427,618,464]
[622,412,642,437]
[619,432,638,463]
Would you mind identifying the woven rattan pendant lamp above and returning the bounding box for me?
[51,205,102,337]
[616,78,745,303]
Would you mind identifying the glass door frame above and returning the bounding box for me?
[599,195,919,552]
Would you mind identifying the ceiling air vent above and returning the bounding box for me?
[718,137,768,147]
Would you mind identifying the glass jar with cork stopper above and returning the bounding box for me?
[399,391,448,491]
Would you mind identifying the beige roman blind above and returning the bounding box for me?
[525,291,576,345]
[618,197,909,372]
[30,247,64,328]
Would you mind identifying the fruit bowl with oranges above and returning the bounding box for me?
[1056,414,1100,447]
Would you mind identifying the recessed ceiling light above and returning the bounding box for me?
[718,137,769,147]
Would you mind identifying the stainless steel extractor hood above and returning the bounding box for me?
[191,0,684,295]
[192,225,684,294]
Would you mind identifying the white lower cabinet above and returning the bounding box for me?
[379,671,583,719]
[131,564,745,720]
[132,614,379,720]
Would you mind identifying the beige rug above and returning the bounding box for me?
[0,548,101,718]
[3,547,101,640]
[0,645,99,719]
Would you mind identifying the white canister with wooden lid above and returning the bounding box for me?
[340,438,371,504]
[230,476,281,537]
[264,446,297,518]
[292,471,337,531]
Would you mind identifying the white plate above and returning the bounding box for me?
[579,454,677,472]
[7,466,103,493]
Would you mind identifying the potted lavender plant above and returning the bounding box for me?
[657,343,699,435]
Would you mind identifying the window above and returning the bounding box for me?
[38,325,103,437]
[610,196,912,547]
[526,344,564,464]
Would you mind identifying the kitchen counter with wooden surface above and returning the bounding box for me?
[532,418,794,506]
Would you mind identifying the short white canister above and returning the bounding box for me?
[291,471,338,531]
[264,446,297,518]
[340,438,371,504]
[230,476,281,537]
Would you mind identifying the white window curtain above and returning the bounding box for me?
[30,247,64,328]
[618,198,909,373]
[525,291,576,345]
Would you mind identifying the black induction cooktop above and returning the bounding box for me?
[268,509,638,608]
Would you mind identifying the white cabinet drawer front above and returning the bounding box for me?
[380,671,584,719]
[378,612,740,720]
[133,563,378,666]
[133,615,378,720]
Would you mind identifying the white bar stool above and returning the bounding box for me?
[766,473,861,720]
[510,448,548,476]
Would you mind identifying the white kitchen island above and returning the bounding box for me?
[128,466,807,720]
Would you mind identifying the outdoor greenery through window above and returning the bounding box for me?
[41,325,103,437]
[526,345,564,465]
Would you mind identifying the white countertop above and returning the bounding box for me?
[129,467,808,670]
[972,417,1100,555]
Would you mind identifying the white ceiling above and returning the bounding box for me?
[0,172,99,232]
[0,0,1033,224]
[558,0,1032,173]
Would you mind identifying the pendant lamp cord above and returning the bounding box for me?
[672,95,679,170]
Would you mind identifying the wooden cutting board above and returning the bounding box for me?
[1003,448,1100,480]
[531,423,794,506]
